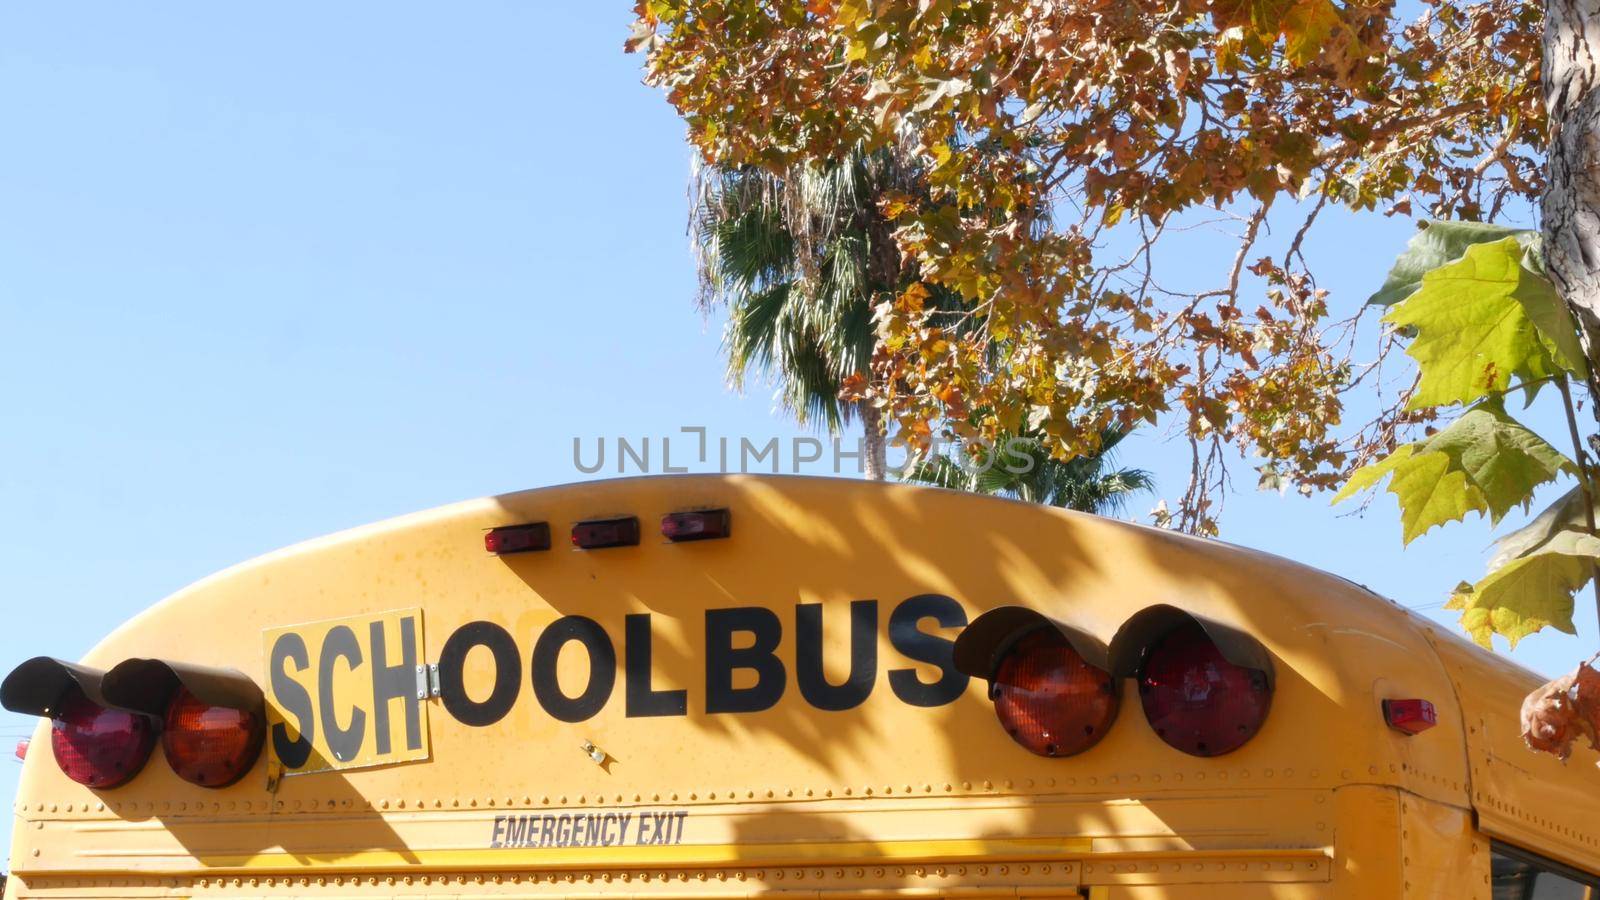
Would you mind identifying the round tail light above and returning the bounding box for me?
[1138,622,1271,756]
[163,687,265,788]
[990,629,1119,757]
[50,693,155,788]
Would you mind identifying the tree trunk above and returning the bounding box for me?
[860,402,888,481]
[1544,0,1600,375]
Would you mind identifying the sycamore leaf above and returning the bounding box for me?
[1369,220,1535,308]
[1421,401,1573,519]
[1446,535,1600,648]
[1281,0,1340,66]
[1522,663,1600,762]
[1385,238,1577,409]
[1489,486,1590,572]
[1333,401,1571,543]
[1334,445,1482,543]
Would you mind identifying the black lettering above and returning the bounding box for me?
[439,621,521,727]
[557,814,573,847]
[268,633,315,769]
[673,810,687,843]
[318,625,367,763]
[541,815,555,847]
[795,600,877,711]
[705,607,786,713]
[491,815,506,848]
[617,812,633,844]
[369,616,420,753]
[532,616,616,723]
[887,594,970,707]
[625,614,687,717]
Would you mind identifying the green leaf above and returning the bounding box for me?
[1420,401,1573,519]
[1368,220,1536,308]
[1446,535,1600,648]
[1385,238,1575,408]
[1488,486,1588,572]
[1332,401,1571,543]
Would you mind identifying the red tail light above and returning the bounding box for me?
[1138,622,1271,756]
[51,694,155,788]
[163,686,265,788]
[991,629,1119,757]
[15,738,28,760]
[572,516,640,549]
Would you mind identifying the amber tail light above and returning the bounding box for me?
[991,629,1119,758]
[163,686,265,788]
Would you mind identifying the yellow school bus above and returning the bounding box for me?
[2,475,1598,899]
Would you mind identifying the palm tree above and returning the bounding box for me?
[904,426,1154,516]
[690,147,918,479]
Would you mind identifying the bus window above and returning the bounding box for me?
[1493,843,1600,899]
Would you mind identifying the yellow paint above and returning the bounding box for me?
[3,475,1596,898]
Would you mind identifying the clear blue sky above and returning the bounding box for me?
[0,2,1587,860]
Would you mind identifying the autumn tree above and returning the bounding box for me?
[628,0,1600,757]
[630,0,1543,530]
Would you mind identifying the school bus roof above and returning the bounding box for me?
[7,474,1599,883]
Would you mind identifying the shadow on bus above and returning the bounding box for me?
[126,767,421,869]
[475,476,1395,891]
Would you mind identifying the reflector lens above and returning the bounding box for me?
[1382,698,1437,735]
[15,738,27,760]
[661,509,731,542]
[990,629,1118,757]
[485,522,551,554]
[50,694,155,788]
[1138,622,1271,757]
[163,686,265,788]
[572,517,640,549]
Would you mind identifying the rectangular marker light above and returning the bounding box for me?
[571,516,640,549]
[484,522,551,555]
[661,509,731,542]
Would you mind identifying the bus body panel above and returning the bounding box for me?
[1,475,1590,896]
[1424,623,1600,874]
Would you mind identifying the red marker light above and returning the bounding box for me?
[51,694,156,788]
[572,516,640,549]
[661,509,731,542]
[1382,698,1436,735]
[485,522,551,554]
[15,738,27,760]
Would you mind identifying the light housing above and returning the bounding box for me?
[163,686,266,787]
[102,658,267,787]
[952,607,1117,758]
[572,516,640,549]
[661,509,731,542]
[50,693,156,788]
[990,628,1118,757]
[485,522,551,554]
